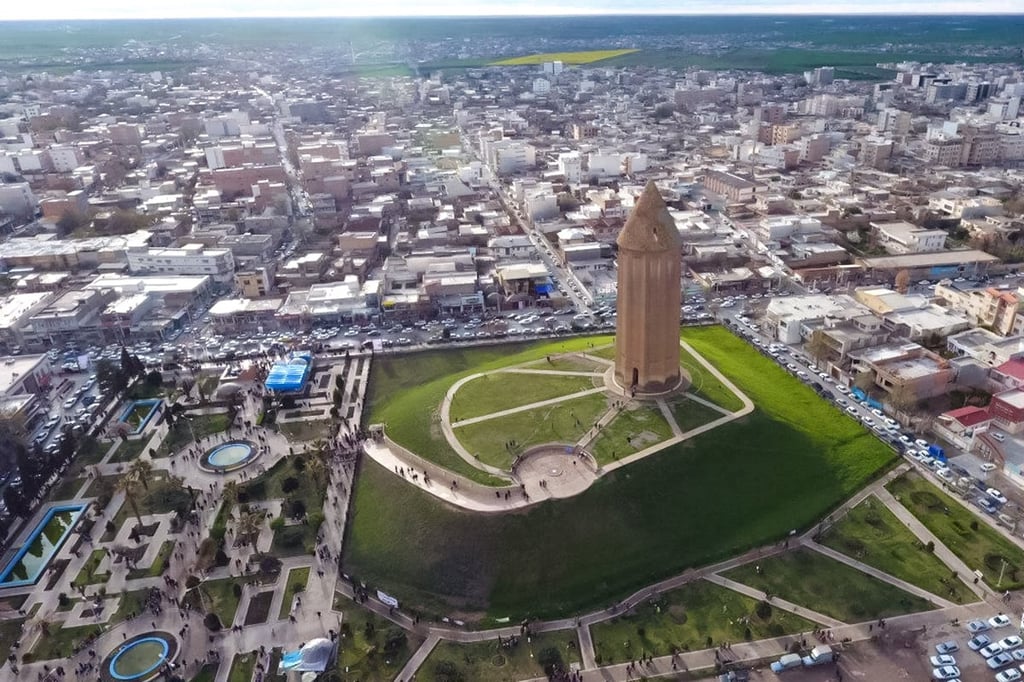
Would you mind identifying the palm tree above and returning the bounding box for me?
[236,508,264,548]
[306,455,327,490]
[127,458,153,491]
[222,481,239,512]
[116,475,144,529]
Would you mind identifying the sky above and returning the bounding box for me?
[4,0,1022,21]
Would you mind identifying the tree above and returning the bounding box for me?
[853,370,876,393]
[56,209,89,237]
[96,358,128,396]
[128,458,153,491]
[145,370,163,388]
[236,508,264,548]
[894,269,911,294]
[805,330,831,369]
[537,647,566,677]
[116,475,145,530]
[222,481,239,512]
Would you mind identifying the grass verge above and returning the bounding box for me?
[722,548,934,622]
[591,579,815,664]
[887,471,1024,589]
[821,495,972,603]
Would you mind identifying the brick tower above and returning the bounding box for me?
[614,181,682,395]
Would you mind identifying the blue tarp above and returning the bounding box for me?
[265,353,312,393]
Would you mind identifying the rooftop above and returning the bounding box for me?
[0,354,47,396]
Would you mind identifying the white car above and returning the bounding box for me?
[836,385,850,394]
[915,438,930,448]
[991,614,1013,629]
[996,669,1022,682]
[998,636,1023,652]
[980,641,1005,658]
[930,654,957,667]
[981,463,998,472]
[988,489,1009,505]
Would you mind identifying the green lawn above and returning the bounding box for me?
[278,419,332,442]
[456,393,609,469]
[590,403,674,466]
[591,579,815,664]
[669,396,727,432]
[242,456,326,555]
[108,437,151,464]
[228,652,256,682]
[111,588,155,625]
[108,474,192,537]
[525,355,607,373]
[366,337,612,486]
[127,540,175,580]
[821,496,973,603]
[190,577,244,629]
[191,663,219,682]
[72,548,110,588]
[678,343,744,412]
[588,344,616,360]
[66,437,110,478]
[723,548,934,622]
[450,371,596,421]
[344,327,894,620]
[155,413,230,457]
[888,472,1024,589]
[46,476,86,502]
[30,623,103,661]
[334,603,424,681]
[0,619,24,661]
[279,567,310,619]
[421,631,581,682]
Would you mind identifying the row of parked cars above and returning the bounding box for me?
[930,615,1024,681]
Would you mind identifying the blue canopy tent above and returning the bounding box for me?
[265,353,312,393]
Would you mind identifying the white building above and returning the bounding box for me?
[47,146,84,173]
[0,182,38,219]
[532,78,551,95]
[872,221,947,254]
[125,244,236,285]
[556,152,582,184]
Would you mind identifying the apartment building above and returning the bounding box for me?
[872,221,947,254]
[126,244,236,285]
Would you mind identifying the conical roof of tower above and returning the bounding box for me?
[616,181,681,252]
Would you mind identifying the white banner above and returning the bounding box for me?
[377,590,399,608]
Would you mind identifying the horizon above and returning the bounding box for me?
[3,7,1024,22]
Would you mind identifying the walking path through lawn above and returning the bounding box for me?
[369,338,755,512]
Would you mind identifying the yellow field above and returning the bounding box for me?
[490,49,638,66]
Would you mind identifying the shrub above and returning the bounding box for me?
[232,582,242,598]
[270,516,286,531]
[383,627,406,655]
[281,477,300,494]
[432,661,464,682]
[214,548,229,567]
[537,646,565,677]
[755,600,772,620]
[307,511,324,530]
[204,613,222,631]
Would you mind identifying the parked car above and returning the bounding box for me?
[997,669,1023,682]
[969,633,993,649]
[968,620,992,634]
[929,654,957,667]
[988,488,1009,505]
[987,651,1014,669]
[935,641,960,655]
[991,615,1013,629]
[932,665,961,681]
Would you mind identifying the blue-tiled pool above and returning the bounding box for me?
[117,399,162,435]
[0,503,87,588]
